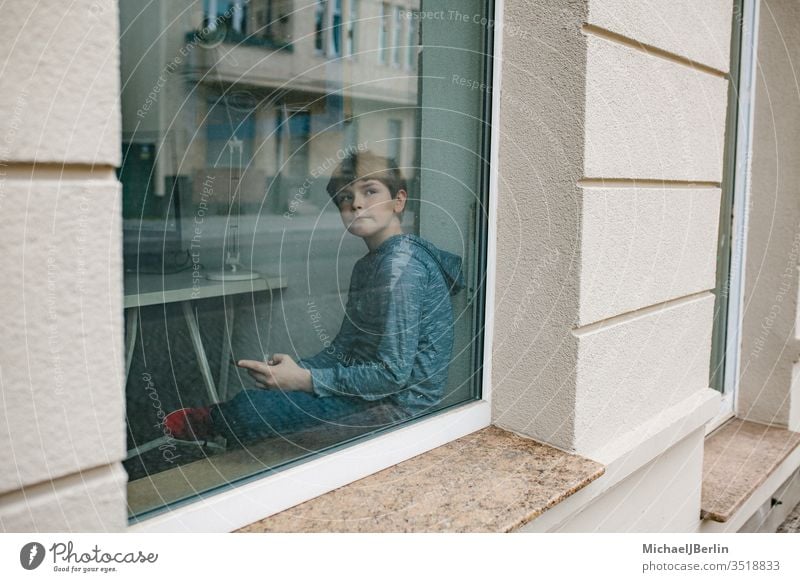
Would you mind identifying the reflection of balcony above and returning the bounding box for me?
[186,21,416,106]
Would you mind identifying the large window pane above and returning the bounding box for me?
[119,0,493,520]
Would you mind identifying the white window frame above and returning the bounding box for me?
[707,0,760,434]
[127,0,504,534]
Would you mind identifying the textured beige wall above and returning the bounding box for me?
[583,35,729,183]
[0,466,128,532]
[739,0,800,429]
[579,187,721,324]
[492,0,587,448]
[574,295,716,452]
[494,0,732,454]
[587,0,733,72]
[0,2,120,165]
[0,1,126,531]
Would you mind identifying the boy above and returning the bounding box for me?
[164,151,464,446]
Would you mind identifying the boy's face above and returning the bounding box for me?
[334,178,407,241]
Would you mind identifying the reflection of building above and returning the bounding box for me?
[120,0,421,217]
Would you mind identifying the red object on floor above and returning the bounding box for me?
[163,406,214,441]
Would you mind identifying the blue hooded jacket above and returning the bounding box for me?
[298,233,464,416]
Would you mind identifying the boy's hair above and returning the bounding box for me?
[326,151,408,210]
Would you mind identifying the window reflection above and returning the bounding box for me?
[119,0,487,518]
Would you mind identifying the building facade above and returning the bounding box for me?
[1,0,799,532]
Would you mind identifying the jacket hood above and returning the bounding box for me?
[404,234,466,296]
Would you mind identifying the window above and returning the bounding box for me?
[379,2,389,64]
[315,0,344,57]
[252,0,292,44]
[345,0,358,57]
[709,0,758,429]
[387,119,402,161]
[204,0,247,34]
[406,11,417,69]
[315,0,327,53]
[331,0,343,56]
[118,0,495,525]
[201,0,291,47]
[391,5,401,66]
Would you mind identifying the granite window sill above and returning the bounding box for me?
[235,426,605,533]
[701,418,800,523]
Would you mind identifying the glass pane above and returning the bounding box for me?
[709,0,744,393]
[119,0,492,520]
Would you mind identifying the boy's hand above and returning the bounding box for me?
[237,354,313,393]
